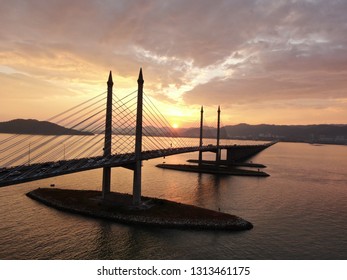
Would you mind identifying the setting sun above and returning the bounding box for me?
[172,123,179,129]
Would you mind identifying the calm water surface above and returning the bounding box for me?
[0,141,346,259]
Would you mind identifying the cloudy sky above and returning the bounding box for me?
[0,0,346,127]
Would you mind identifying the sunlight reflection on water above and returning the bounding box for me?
[0,141,346,259]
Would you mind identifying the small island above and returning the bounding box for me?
[27,188,253,231]
[0,119,93,135]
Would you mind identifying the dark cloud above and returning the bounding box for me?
[183,69,347,106]
[2,0,346,72]
[0,0,346,123]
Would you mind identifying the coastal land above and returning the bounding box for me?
[0,119,93,135]
[26,188,253,231]
[1,119,346,145]
[176,123,347,145]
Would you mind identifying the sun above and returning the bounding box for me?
[172,123,179,129]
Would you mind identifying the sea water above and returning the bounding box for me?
[0,140,346,259]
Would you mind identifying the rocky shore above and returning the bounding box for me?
[156,163,269,176]
[26,188,253,231]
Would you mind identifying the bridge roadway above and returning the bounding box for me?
[0,143,273,188]
[0,145,225,188]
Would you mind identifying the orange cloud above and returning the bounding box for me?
[0,0,346,125]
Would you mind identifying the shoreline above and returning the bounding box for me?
[26,188,253,231]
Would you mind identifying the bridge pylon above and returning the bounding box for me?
[132,68,144,205]
[198,105,222,166]
[215,105,221,165]
[101,68,144,205]
[198,106,204,166]
[102,71,113,199]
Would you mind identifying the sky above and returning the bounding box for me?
[0,0,346,127]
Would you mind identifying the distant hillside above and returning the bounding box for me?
[0,119,93,135]
[106,123,347,145]
[6,118,344,144]
[177,124,347,145]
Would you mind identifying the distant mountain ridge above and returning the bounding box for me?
[177,123,347,145]
[1,119,346,145]
[0,119,93,135]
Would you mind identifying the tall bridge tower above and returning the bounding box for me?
[101,69,144,205]
[132,69,144,205]
[102,71,113,199]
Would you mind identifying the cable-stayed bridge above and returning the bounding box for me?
[0,69,273,205]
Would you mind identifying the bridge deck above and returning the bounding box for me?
[0,143,275,187]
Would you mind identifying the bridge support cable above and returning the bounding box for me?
[142,93,197,148]
[0,93,108,177]
[5,117,107,180]
[26,125,109,179]
[142,116,174,150]
[0,91,107,149]
[51,116,106,159]
[2,106,106,168]
[110,89,138,152]
[0,93,107,157]
[0,92,112,183]
[110,84,200,154]
[111,94,138,155]
[110,87,175,163]
[112,97,137,128]
[142,113,199,151]
[1,69,205,187]
[47,91,107,124]
[53,96,107,132]
[26,110,106,162]
[142,108,183,150]
[0,92,108,167]
[142,129,168,151]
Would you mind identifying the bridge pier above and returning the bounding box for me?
[102,71,113,199]
[102,167,111,196]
